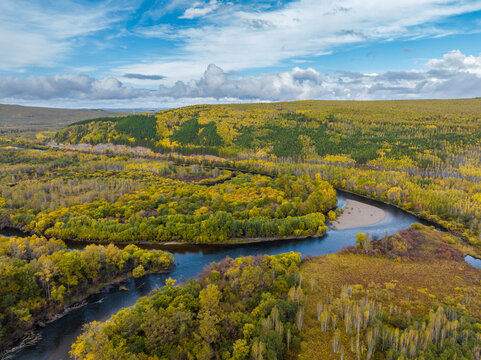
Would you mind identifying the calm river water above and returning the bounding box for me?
[4,192,461,359]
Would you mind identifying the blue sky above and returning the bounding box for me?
[1,0,481,108]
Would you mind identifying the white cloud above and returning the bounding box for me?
[2,51,481,107]
[428,49,481,76]
[133,24,182,40]
[0,74,151,100]
[321,50,481,100]
[0,0,132,70]
[156,64,326,100]
[151,51,481,101]
[125,0,481,83]
[179,0,219,19]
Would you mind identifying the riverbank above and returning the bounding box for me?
[1,264,174,359]
[9,191,421,360]
[331,199,387,230]
[3,193,479,259]
[334,188,481,259]
[1,223,329,249]
[32,142,481,252]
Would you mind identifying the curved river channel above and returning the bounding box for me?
[4,191,466,359]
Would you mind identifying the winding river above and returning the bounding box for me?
[2,191,465,359]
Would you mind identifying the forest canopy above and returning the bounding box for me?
[0,149,336,244]
[55,99,481,163]
[49,99,481,247]
[71,252,304,360]
[0,234,174,351]
[71,226,481,360]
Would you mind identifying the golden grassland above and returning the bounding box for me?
[298,225,481,359]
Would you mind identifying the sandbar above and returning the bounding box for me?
[331,199,386,230]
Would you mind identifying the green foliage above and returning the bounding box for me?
[48,99,481,247]
[56,99,481,162]
[327,210,336,221]
[193,156,481,250]
[355,233,367,248]
[114,115,157,147]
[171,118,224,148]
[71,252,303,360]
[132,264,146,278]
[6,98,481,360]
[55,115,157,148]
[171,117,202,145]
[0,234,173,350]
[0,149,335,244]
[49,99,481,245]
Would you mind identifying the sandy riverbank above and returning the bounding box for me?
[331,199,387,230]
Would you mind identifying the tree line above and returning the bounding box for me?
[0,149,336,244]
[71,252,304,360]
[0,234,173,351]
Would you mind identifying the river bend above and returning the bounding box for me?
[7,192,422,359]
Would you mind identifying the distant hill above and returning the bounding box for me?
[55,98,481,163]
[0,104,130,136]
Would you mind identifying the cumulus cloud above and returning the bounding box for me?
[0,74,151,100]
[152,51,481,101]
[323,50,481,99]
[156,64,325,100]
[179,0,219,19]
[1,51,481,105]
[427,50,481,75]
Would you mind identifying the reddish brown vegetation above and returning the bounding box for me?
[341,225,463,261]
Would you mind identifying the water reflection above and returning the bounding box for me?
[464,255,481,269]
[11,192,419,360]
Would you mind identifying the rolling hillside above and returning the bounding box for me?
[0,104,129,137]
[54,99,481,164]
[52,98,481,251]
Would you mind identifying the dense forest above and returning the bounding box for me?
[71,252,303,359]
[0,234,173,351]
[0,148,336,244]
[217,158,481,249]
[2,99,481,358]
[55,99,481,163]
[52,99,481,249]
[71,226,481,359]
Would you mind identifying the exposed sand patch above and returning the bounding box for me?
[331,199,386,230]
